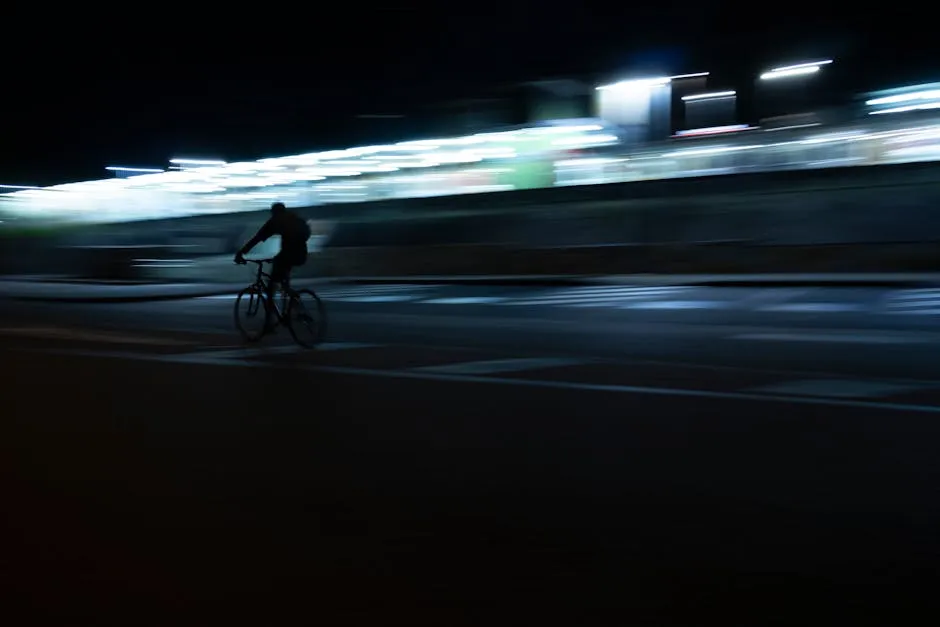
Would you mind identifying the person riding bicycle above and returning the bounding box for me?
[234,202,311,314]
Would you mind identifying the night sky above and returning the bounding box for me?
[1,5,925,187]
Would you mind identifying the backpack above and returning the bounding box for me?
[289,212,311,241]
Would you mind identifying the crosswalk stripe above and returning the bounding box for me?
[759,303,865,312]
[196,284,912,315]
[497,286,691,307]
[423,296,507,304]
[322,286,430,295]
[884,289,940,314]
[894,294,940,301]
[626,300,727,310]
[330,295,418,302]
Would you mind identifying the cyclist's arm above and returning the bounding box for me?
[238,219,275,256]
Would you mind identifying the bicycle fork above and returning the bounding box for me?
[259,287,289,327]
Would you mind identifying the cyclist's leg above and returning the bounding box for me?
[281,251,304,292]
[282,263,295,291]
[268,254,290,311]
[287,251,306,292]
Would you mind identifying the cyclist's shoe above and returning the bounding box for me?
[263,314,278,334]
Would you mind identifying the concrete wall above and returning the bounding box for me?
[319,162,940,250]
[5,161,940,280]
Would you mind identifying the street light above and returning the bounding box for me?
[760,60,832,81]
[756,60,833,127]
[595,72,710,142]
[681,90,736,101]
[596,72,709,92]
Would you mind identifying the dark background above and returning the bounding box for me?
[0,3,928,186]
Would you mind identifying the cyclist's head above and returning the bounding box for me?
[271,202,287,215]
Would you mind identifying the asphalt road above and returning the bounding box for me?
[4,282,940,626]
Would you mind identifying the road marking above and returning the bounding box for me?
[741,288,809,307]
[758,303,864,312]
[331,295,418,303]
[186,342,376,360]
[0,326,192,346]
[181,345,302,360]
[499,286,689,307]
[19,347,940,415]
[732,332,921,345]
[624,300,727,310]
[325,285,431,292]
[887,309,940,315]
[199,285,430,302]
[323,285,431,302]
[746,379,928,399]
[882,290,940,315]
[199,294,240,300]
[891,289,940,299]
[412,357,584,375]
[313,342,377,351]
[423,296,507,305]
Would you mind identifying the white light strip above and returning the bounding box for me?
[105,166,165,173]
[596,71,709,91]
[760,66,821,80]
[767,60,833,74]
[866,89,940,106]
[169,158,227,166]
[869,102,940,115]
[674,124,752,137]
[682,90,736,102]
[670,72,710,80]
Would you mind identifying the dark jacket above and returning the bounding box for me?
[241,211,310,261]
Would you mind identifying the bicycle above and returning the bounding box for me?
[233,258,327,348]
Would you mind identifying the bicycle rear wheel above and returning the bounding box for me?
[286,289,327,348]
[234,286,269,342]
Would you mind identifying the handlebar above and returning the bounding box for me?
[236,257,276,265]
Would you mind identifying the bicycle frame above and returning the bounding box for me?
[235,257,326,347]
[246,258,290,321]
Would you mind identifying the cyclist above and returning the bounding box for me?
[234,202,311,318]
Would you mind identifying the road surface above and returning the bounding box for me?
[4,282,940,626]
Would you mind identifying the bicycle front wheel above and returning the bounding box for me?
[286,289,327,348]
[234,286,269,342]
